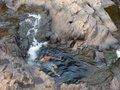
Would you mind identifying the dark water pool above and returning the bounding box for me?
[29,47,112,84]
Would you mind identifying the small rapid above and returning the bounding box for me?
[24,14,48,66]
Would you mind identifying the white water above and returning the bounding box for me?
[28,38,47,61]
[116,49,120,58]
[27,14,41,36]
[26,13,48,66]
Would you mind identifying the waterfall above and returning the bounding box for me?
[26,14,48,66]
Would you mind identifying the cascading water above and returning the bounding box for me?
[25,14,48,66]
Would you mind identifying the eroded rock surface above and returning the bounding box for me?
[2,0,119,50]
[0,0,120,90]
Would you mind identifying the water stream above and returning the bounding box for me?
[25,14,48,66]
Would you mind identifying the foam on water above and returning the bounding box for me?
[28,38,48,61]
[26,13,48,66]
[27,14,41,36]
[116,49,120,58]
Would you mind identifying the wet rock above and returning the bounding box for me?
[104,50,117,66]
[95,51,105,67]
[26,47,112,85]
[17,6,51,57]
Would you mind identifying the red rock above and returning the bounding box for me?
[40,55,52,62]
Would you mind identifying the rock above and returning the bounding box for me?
[0,0,3,9]
[83,4,95,14]
[0,59,10,65]
[72,41,83,50]
[2,72,13,79]
[17,7,51,47]
[102,0,114,8]
[85,25,118,50]
[60,83,88,90]
[2,0,118,50]
[3,0,45,10]
[104,49,117,66]
[95,51,105,67]
[0,0,120,90]
[110,72,120,90]
[112,0,120,8]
